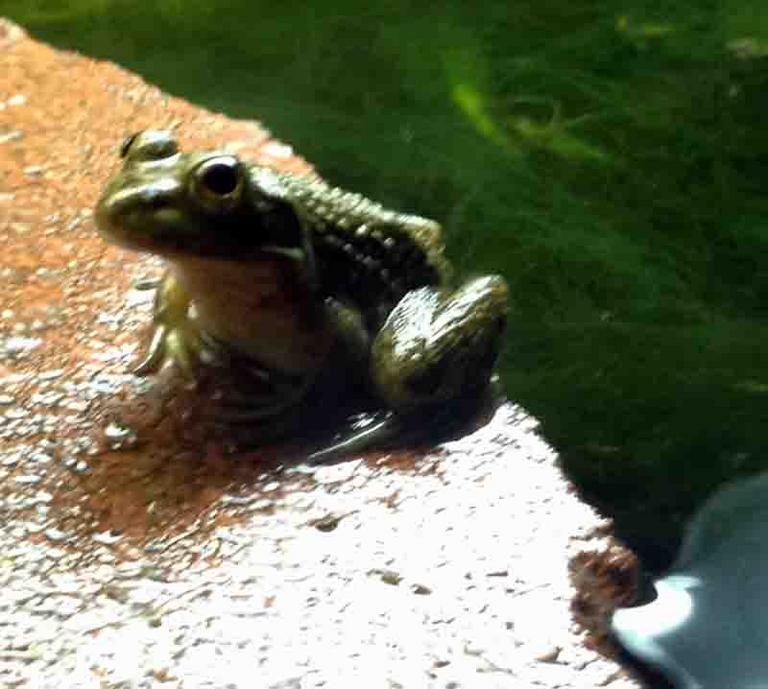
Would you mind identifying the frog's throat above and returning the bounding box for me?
[169,256,335,377]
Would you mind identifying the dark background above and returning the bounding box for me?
[5,0,768,567]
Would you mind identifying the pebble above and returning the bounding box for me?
[2,336,42,355]
[379,570,403,586]
[2,452,21,467]
[536,647,562,663]
[103,422,137,450]
[44,528,70,543]
[60,456,77,469]
[64,400,90,413]
[0,129,23,144]
[23,165,45,177]
[31,392,64,407]
[5,407,29,420]
[14,474,42,485]
[90,378,121,394]
[92,530,123,546]
[38,369,64,381]
[219,494,255,507]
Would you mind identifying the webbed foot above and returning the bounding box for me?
[305,383,502,464]
[306,410,401,463]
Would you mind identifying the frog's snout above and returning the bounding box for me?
[98,177,180,218]
[95,175,185,250]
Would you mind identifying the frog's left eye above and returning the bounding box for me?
[121,130,179,162]
[191,156,244,212]
[119,132,139,158]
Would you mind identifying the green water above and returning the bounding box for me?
[6,0,768,565]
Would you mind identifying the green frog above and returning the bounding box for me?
[95,130,508,458]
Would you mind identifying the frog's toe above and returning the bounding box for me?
[307,410,400,463]
[131,324,168,376]
[216,390,304,422]
[165,328,201,379]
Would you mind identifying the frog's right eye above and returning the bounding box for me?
[122,130,179,162]
[191,156,244,212]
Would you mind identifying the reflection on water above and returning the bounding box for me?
[7,0,768,564]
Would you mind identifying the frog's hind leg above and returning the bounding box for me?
[370,275,509,412]
[307,275,509,463]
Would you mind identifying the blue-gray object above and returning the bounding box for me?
[612,471,768,689]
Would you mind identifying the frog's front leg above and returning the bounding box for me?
[132,272,202,377]
[370,275,509,412]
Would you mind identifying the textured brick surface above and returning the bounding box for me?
[0,19,644,688]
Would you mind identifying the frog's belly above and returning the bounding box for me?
[171,257,334,375]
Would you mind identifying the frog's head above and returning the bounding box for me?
[95,130,303,259]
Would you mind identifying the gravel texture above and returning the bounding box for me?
[1,19,645,688]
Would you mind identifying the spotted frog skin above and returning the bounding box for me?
[96,130,508,455]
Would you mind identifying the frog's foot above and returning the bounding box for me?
[131,272,202,378]
[371,275,509,411]
[132,322,204,378]
[191,333,317,422]
[306,410,401,463]
[215,370,314,422]
[306,381,504,464]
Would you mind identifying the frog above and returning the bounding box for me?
[95,130,509,458]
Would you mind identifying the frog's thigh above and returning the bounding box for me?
[323,297,371,367]
[371,275,508,410]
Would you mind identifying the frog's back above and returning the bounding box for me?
[254,167,452,323]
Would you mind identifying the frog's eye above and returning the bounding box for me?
[191,156,244,212]
[119,132,139,158]
[122,130,179,162]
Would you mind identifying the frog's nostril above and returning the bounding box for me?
[146,193,170,209]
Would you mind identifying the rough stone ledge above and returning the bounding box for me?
[0,19,645,688]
